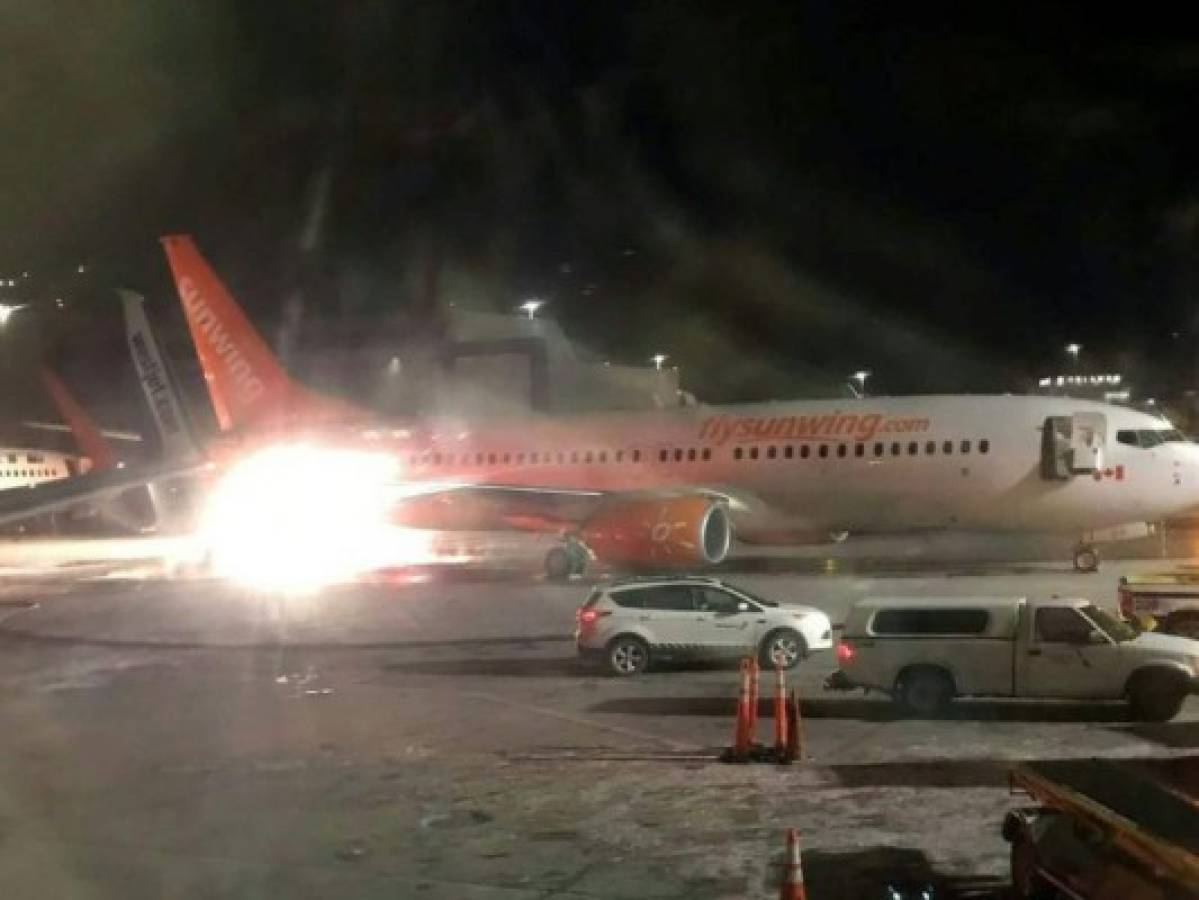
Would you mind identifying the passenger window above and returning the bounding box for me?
[979,439,990,454]
[907,441,918,455]
[873,442,883,457]
[599,451,607,463]
[632,450,641,463]
[784,446,793,459]
[701,448,711,461]
[854,443,864,457]
[748,446,758,460]
[585,451,594,464]
[818,445,828,459]
[800,445,810,459]
[872,609,989,635]
[642,586,695,611]
[767,446,777,460]
[942,440,953,454]
[891,442,901,456]
[687,448,696,461]
[734,447,743,460]
[659,449,668,463]
[694,588,746,614]
[673,448,683,462]
[837,444,847,458]
[487,453,496,464]
[615,450,623,463]
[960,440,971,454]
[925,440,936,455]
[1035,607,1095,644]
[571,451,580,464]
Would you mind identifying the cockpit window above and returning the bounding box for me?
[1118,428,1190,448]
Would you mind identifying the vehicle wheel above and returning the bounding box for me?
[1128,671,1187,722]
[1072,545,1099,573]
[607,636,650,677]
[1166,614,1199,640]
[1010,835,1055,900]
[545,546,573,581]
[897,668,954,716]
[759,628,806,670]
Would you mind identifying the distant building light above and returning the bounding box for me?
[1038,377,1051,387]
[387,356,401,375]
[76,264,86,274]
[652,353,668,370]
[1104,390,1131,402]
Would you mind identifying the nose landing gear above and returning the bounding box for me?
[545,538,589,580]
[1072,544,1100,573]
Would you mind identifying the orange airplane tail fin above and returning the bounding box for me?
[40,367,117,471]
[159,235,358,432]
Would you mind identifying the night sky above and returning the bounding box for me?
[3,4,1199,438]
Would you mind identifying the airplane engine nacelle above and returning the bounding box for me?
[581,495,732,569]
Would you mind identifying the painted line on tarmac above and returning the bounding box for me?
[0,600,37,627]
[461,689,696,752]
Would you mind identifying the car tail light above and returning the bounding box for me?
[577,608,610,625]
[835,641,855,664]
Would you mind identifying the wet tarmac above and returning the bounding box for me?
[0,545,1196,898]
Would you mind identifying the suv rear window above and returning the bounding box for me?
[639,585,695,611]
[871,608,990,635]
[604,589,644,609]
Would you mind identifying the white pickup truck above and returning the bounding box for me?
[825,596,1199,720]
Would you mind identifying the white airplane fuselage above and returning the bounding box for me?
[376,394,1199,543]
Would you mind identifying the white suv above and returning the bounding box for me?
[575,576,833,676]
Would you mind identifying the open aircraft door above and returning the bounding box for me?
[1041,412,1106,480]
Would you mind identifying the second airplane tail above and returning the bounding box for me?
[160,235,357,433]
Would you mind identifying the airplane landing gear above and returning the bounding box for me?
[1072,544,1100,573]
[545,540,589,581]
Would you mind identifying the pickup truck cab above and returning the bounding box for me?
[827,596,1199,720]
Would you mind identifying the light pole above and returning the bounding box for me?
[1065,343,1081,368]
[652,353,668,371]
[850,370,871,398]
[518,299,544,320]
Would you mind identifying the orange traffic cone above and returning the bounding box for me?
[779,828,806,900]
[785,687,804,762]
[773,664,789,760]
[747,657,761,739]
[732,658,753,760]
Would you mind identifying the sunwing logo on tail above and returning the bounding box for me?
[179,276,266,405]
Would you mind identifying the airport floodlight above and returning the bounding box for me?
[76,263,87,274]
[850,370,871,397]
[652,353,668,370]
[1064,343,1081,359]
[519,299,544,319]
[0,303,27,326]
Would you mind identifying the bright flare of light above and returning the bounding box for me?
[200,444,422,593]
[1065,342,1081,357]
[519,299,544,319]
[0,303,27,326]
[652,353,668,370]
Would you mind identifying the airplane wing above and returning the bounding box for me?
[0,459,208,528]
